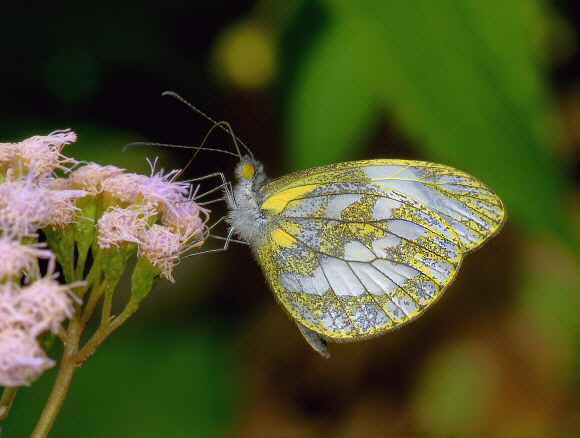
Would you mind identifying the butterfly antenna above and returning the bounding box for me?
[124,141,237,180]
[162,91,255,161]
[123,142,237,157]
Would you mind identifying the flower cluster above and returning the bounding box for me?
[84,160,209,281]
[0,131,84,386]
[0,130,208,387]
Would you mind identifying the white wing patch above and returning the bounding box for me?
[319,256,366,297]
[343,240,375,262]
[323,194,363,219]
[371,235,402,258]
[371,197,402,220]
[362,165,502,251]
[349,262,397,295]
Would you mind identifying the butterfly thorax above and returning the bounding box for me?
[225,157,270,247]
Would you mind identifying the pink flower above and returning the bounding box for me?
[0,143,16,170]
[0,233,54,280]
[12,276,76,336]
[12,129,77,177]
[0,177,54,236]
[0,267,81,386]
[137,159,191,211]
[96,205,157,249]
[101,173,148,205]
[161,199,208,244]
[0,328,55,387]
[47,187,87,229]
[69,163,125,194]
[137,224,183,282]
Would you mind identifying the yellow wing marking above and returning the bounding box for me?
[260,184,319,215]
[270,229,296,249]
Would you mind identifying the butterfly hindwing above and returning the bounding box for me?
[256,160,505,341]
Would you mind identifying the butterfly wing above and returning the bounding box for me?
[256,160,505,342]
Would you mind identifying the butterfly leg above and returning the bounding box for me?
[296,322,330,358]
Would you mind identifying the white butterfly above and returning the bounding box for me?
[153,92,505,357]
[224,155,505,357]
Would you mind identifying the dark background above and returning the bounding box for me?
[2,1,579,436]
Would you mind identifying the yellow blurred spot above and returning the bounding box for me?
[211,20,277,90]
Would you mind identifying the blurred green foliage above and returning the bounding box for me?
[285,0,579,254]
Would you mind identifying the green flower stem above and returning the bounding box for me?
[73,257,161,365]
[0,387,19,424]
[31,317,83,438]
[74,251,103,301]
[31,241,142,436]
[102,276,123,324]
[31,262,143,435]
[80,281,106,325]
[130,257,161,301]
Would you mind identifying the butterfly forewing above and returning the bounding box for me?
[261,159,505,252]
[256,160,505,340]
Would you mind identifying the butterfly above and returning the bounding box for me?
[224,155,505,357]
[151,92,505,357]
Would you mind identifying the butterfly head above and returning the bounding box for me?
[225,155,269,244]
[234,155,268,190]
[229,156,268,209]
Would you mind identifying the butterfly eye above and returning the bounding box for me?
[242,163,255,179]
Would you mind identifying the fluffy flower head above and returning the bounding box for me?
[69,163,125,194]
[0,176,54,236]
[0,328,55,387]
[96,205,157,249]
[162,199,208,245]
[137,224,183,282]
[0,265,80,386]
[0,234,54,280]
[9,129,77,177]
